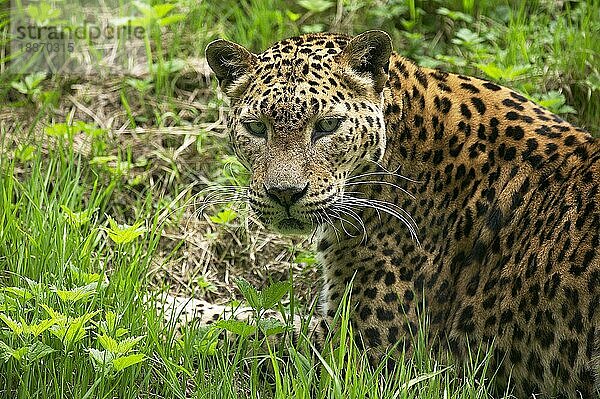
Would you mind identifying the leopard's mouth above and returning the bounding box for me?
[274,217,312,235]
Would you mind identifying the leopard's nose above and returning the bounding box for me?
[264,182,309,208]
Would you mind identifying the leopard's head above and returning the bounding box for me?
[206,31,392,234]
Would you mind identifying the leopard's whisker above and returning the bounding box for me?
[318,209,342,244]
[331,204,368,242]
[328,208,360,237]
[368,159,424,184]
[342,195,420,245]
[339,204,369,242]
[157,185,247,225]
[342,193,418,232]
[192,186,250,218]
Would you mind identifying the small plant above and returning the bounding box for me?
[196,275,218,295]
[89,155,133,176]
[209,207,237,225]
[48,310,99,350]
[208,278,290,343]
[293,250,317,266]
[89,311,146,374]
[14,144,36,163]
[104,216,146,244]
[532,90,577,115]
[61,205,97,228]
[475,62,532,82]
[52,282,104,303]
[10,72,47,100]
[234,277,290,315]
[0,340,55,366]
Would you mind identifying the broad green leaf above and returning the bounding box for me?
[149,59,185,75]
[89,155,118,165]
[0,313,24,335]
[534,91,577,115]
[125,78,153,93]
[235,278,260,309]
[152,3,176,18]
[11,81,29,94]
[89,348,113,371]
[286,10,301,22]
[45,123,72,138]
[98,334,143,354]
[117,336,144,354]
[50,324,87,346]
[50,311,98,347]
[157,14,185,27]
[452,28,483,46]
[115,328,128,338]
[196,338,218,356]
[209,208,237,224]
[105,217,146,244]
[72,121,105,137]
[40,304,66,322]
[301,24,324,34]
[24,72,47,89]
[475,63,505,81]
[297,0,334,13]
[15,144,36,162]
[195,328,219,356]
[258,318,288,336]
[26,3,60,24]
[26,318,56,337]
[11,346,28,361]
[436,54,468,67]
[475,63,532,82]
[105,311,118,333]
[0,341,13,362]
[61,205,96,227]
[437,7,473,22]
[2,286,33,302]
[69,264,104,284]
[216,319,256,337]
[260,281,291,310]
[112,353,145,371]
[1,315,55,337]
[196,276,217,293]
[25,341,55,362]
[98,334,119,353]
[53,282,100,303]
[293,251,316,266]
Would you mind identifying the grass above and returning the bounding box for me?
[0,0,598,398]
[0,148,499,396]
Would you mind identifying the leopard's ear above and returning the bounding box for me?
[205,39,257,95]
[339,30,392,93]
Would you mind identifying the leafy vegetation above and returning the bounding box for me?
[0,0,598,397]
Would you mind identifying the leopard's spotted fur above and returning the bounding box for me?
[163,31,599,398]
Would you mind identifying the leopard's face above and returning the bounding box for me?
[207,32,392,234]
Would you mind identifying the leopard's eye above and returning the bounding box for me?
[243,121,267,138]
[313,118,343,141]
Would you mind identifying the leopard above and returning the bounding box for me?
[161,30,599,398]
